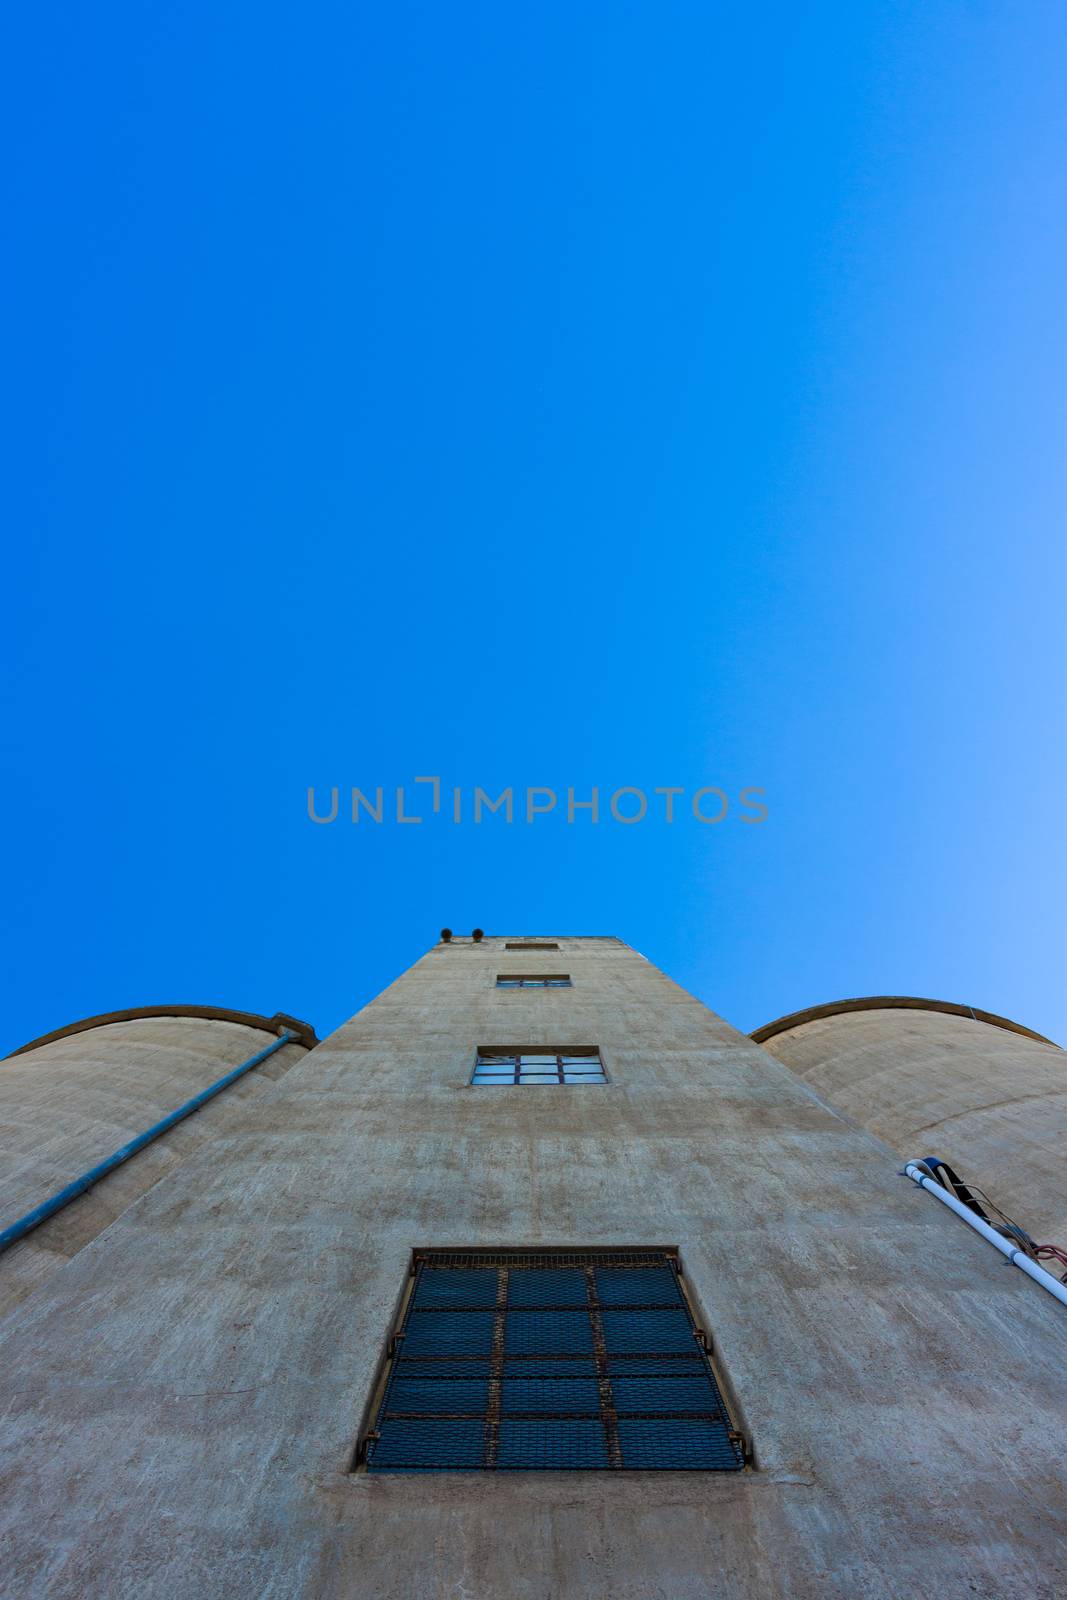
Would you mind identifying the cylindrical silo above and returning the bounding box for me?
[0,1005,316,1316]
[753,996,1067,1245]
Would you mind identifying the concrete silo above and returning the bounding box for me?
[0,1005,316,1315]
[753,996,1067,1244]
[0,940,1064,1600]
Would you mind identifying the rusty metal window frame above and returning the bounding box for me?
[355,1248,747,1473]
[471,1049,606,1086]
[495,975,572,989]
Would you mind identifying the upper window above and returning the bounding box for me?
[496,975,572,989]
[505,942,560,951]
[472,1049,605,1085]
[358,1247,745,1472]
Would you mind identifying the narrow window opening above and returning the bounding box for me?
[496,975,572,989]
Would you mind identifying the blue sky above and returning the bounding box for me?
[4,1,1067,1054]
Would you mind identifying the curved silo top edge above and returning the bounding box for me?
[750,996,1059,1050]
[5,1005,319,1059]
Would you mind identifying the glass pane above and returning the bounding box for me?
[508,1268,588,1306]
[387,1376,489,1414]
[367,1418,486,1470]
[505,1310,594,1356]
[595,1266,682,1307]
[563,1073,605,1083]
[399,1359,493,1378]
[615,1418,741,1470]
[413,1268,499,1308]
[503,1358,596,1378]
[402,1310,495,1357]
[519,1054,557,1065]
[496,1420,608,1470]
[601,1308,695,1356]
[502,1377,601,1412]
[611,1374,717,1413]
[605,1356,699,1375]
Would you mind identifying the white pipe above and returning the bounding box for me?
[904,1162,1067,1309]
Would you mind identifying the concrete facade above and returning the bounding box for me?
[756,999,1067,1243]
[0,939,1065,1598]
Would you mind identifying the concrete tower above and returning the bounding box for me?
[0,937,1064,1599]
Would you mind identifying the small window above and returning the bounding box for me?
[357,1248,745,1472]
[472,1049,605,1085]
[496,975,572,989]
[505,942,560,951]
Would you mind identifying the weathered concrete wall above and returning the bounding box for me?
[756,1001,1067,1244]
[0,941,1064,1599]
[0,1013,310,1316]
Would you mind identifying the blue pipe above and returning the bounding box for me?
[0,1029,296,1256]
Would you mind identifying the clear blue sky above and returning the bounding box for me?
[4,1,1066,1055]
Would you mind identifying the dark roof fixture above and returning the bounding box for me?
[472,928,485,942]
[440,928,453,943]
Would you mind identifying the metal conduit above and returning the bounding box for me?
[904,1161,1067,1309]
[0,1029,296,1256]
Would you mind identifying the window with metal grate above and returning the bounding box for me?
[358,1249,745,1472]
[472,1049,606,1085]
